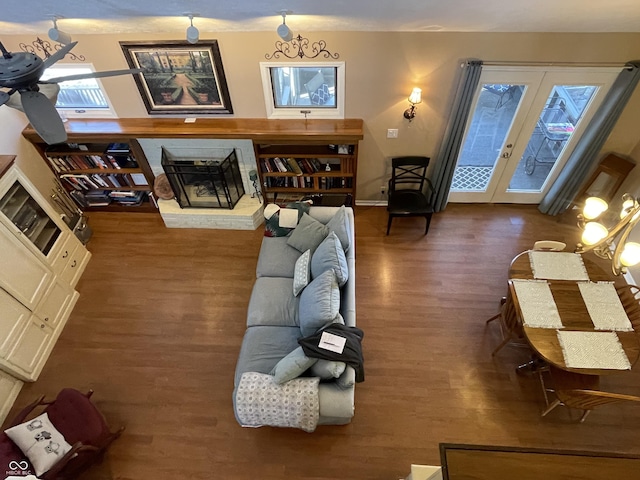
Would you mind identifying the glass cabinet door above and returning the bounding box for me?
[0,181,62,255]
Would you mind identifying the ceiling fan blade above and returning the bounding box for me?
[0,91,10,106]
[42,41,79,69]
[45,68,143,83]
[20,91,67,145]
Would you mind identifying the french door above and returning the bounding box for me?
[448,67,620,203]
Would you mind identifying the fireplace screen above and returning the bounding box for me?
[161,147,245,209]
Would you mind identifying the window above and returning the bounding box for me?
[40,64,115,118]
[260,62,345,119]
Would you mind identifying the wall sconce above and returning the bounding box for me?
[277,11,293,42]
[576,193,640,276]
[47,15,72,45]
[184,13,200,44]
[403,87,422,122]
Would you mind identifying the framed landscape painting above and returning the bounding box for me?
[120,40,233,115]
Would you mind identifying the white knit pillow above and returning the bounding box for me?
[293,249,311,296]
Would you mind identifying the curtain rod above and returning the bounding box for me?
[467,59,633,69]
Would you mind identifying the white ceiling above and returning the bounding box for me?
[1,0,640,35]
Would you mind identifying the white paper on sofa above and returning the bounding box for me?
[319,331,346,354]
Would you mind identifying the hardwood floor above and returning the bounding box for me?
[4,204,640,479]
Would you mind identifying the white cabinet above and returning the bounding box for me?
[0,369,23,425]
[0,156,89,416]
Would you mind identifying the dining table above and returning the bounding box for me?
[507,250,640,376]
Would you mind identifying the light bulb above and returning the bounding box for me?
[583,197,608,220]
[620,242,640,267]
[581,222,609,246]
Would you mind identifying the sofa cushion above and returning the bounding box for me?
[311,232,348,287]
[293,249,311,296]
[234,326,302,387]
[247,277,299,327]
[271,346,318,384]
[256,236,301,278]
[299,270,340,337]
[287,213,330,253]
[310,359,346,381]
[325,205,352,251]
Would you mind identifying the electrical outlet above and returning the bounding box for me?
[380,185,386,195]
[387,129,399,139]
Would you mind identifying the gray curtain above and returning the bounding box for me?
[539,61,640,215]
[430,60,483,212]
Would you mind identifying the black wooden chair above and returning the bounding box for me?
[386,156,434,235]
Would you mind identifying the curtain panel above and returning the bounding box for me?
[539,62,640,215]
[430,60,483,212]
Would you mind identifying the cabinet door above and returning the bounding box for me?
[0,288,30,357]
[0,226,53,309]
[60,236,89,287]
[33,278,73,329]
[6,317,52,378]
[0,369,22,425]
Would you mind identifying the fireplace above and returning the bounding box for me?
[161,147,245,209]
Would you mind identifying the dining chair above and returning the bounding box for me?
[386,156,434,236]
[486,288,527,356]
[532,240,566,251]
[616,284,640,331]
[538,365,640,422]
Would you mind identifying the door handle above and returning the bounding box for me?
[502,152,511,158]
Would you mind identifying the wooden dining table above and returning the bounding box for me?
[507,251,640,376]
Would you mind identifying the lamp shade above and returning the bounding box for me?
[581,221,608,246]
[48,27,72,45]
[620,242,640,267]
[583,196,608,220]
[277,23,293,41]
[408,87,422,105]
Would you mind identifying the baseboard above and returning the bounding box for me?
[355,200,388,207]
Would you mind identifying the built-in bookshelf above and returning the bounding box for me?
[29,137,156,213]
[255,143,358,203]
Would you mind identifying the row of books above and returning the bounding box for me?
[47,153,138,172]
[260,157,338,175]
[264,176,353,189]
[61,173,148,191]
[70,190,147,208]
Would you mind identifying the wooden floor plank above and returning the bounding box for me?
[4,204,640,479]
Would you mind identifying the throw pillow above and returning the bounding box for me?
[4,412,72,477]
[287,213,330,253]
[264,202,312,237]
[310,84,330,105]
[325,205,351,251]
[309,359,346,381]
[311,232,348,287]
[270,346,318,384]
[299,269,340,336]
[293,249,312,296]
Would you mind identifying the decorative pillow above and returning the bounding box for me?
[264,202,311,237]
[311,232,348,287]
[4,412,72,477]
[293,249,311,296]
[310,84,330,105]
[287,213,330,253]
[310,359,346,381]
[299,270,340,336]
[326,205,351,251]
[270,346,318,384]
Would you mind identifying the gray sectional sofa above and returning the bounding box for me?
[233,205,356,430]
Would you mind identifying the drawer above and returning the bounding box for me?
[33,278,73,329]
[60,244,89,287]
[50,233,79,275]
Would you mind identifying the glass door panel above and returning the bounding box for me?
[0,181,62,255]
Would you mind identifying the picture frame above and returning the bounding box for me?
[119,40,233,115]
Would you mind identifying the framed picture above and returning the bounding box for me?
[119,40,233,115]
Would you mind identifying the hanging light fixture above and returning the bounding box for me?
[184,13,200,44]
[576,193,640,275]
[277,11,293,42]
[403,87,422,122]
[47,15,72,45]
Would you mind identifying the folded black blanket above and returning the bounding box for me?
[298,324,365,383]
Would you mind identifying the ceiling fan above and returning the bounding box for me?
[0,40,141,145]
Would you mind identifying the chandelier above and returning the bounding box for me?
[576,194,640,276]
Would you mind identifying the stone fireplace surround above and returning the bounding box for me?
[137,138,263,230]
